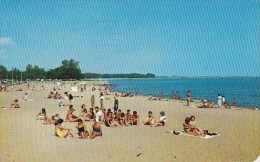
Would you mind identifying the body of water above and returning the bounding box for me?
[108,78,260,108]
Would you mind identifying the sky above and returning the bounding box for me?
[0,0,259,76]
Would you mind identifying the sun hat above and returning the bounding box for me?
[160,111,165,115]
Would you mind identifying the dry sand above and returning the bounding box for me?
[0,81,259,162]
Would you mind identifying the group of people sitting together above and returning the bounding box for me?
[35,101,168,140]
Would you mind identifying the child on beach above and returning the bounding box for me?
[143,111,155,125]
[152,111,166,127]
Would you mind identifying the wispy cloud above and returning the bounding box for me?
[0,37,12,46]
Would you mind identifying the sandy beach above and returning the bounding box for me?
[0,81,259,162]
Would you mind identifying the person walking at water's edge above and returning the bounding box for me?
[217,94,222,108]
[186,90,191,106]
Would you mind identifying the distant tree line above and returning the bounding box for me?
[0,59,156,80]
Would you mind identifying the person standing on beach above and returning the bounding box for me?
[100,93,104,109]
[90,95,95,109]
[217,94,222,108]
[114,93,119,111]
[186,90,191,106]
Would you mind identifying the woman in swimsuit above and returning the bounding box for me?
[152,111,166,127]
[89,120,102,139]
[183,117,204,136]
[36,108,47,120]
[85,108,95,121]
[105,112,121,127]
[54,119,74,138]
[76,119,89,139]
[65,105,79,122]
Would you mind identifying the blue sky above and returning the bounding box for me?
[0,0,259,76]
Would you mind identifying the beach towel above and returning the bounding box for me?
[169,130,220,140]
[253,156,260,162]
[71,86,78,93]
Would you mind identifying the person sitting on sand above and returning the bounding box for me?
[85,108,95,121]
[105,112,121,127]
[189,116,203,134]
[224,101,231,109]
[23,93,29,101]
[36,108,47,120]
[76,119,89,139]
[95,107,104,123]
[126,109,131,123]
[54,119,74,138]
[119,113,129,126]
[57,97,64,107]
[130,111,139,125]
[152,111,166,127]
[143,111,155,125]
[10,99,20,108]
[79,104,86,117]
[36,108,53,124]
[65,105,79,122]
[89,120,102,139]
[183,117,204,136]
[47,92,53,99]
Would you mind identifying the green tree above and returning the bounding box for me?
[0,65,8,80]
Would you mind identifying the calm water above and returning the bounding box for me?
[108,78,260,108]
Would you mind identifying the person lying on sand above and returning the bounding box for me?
[54,119,74,138]
[143,111,155,125]
[130,111,139,126]
[152,111,166,127]
[197,100,215,108]
[65,105,79,122]
[10,99,20,108]
[105,112,121,127]
[89,120,102,139]
[76,119,89,139]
